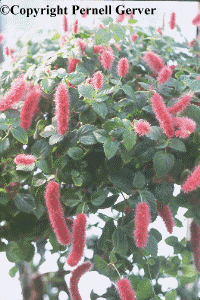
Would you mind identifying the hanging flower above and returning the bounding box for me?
[134,202,151,248]
[143,51,165,73]
[63,15,68,32]
[117,57,129,78]
[133,120,151,136]
[116,277,136,300]
[14,154,36,165]
[190,220,200,272]
[131,34,138,42]
[192,12,200,26]
[73,19,78,34]
[157,66,172,84]
[182,164,200,193]
[168,93,193,115]
[92,71,103,90]
[169,12,176,29]
[101,50,114,70]
[157,201,175,234]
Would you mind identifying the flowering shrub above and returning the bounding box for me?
[0,12,200,300]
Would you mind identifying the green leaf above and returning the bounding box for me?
[184,104,200,126]
[32,173,47,187]
[0,138,9,153]
[40,78,56,94]
[122,84,135,99]
[33,202,46,219]
[150,228,162,243]
[111,24,125,41]
[128,19,137,24]
[165,236,178,247]
[169,139,186,152]
[57,68,67,78]
[98,219,116,251]
[136,278,153,300]
[11,126,28,144]
[0,190,10,205]
[67,72,86,85]
[79,125,97,145]
[6,241,24,263]
[165,290,177,300]
[9,266,18,278]
[93,129,108,143]
[78,84,96,99]
[154,183,174,206]
[104,138,119,159]
[4,110,20,128]
[91,189,109,206]
[20,241,35,262]
[133,172,145,189]
[147,126,165,141]
[36,159,51,174]
[145,234,158,257]
[189,80,200,93]
[31,140,49,159]
[110,167,134,194]
[123,129,137,151]
[14,193,35,213]
[92,102,107,119]
[112,228,128,256]
[140,190,157,215]
[67,147,84,160]
[95,28,113,45]
[93,255,109,276]
[153,151,174,178]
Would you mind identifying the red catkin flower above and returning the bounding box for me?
[168,93,193,115]
[60,33,69,47]
[54,83,70,135]
[73,19,78,34]
[133,120,151,136]
[131,34,138,42]
[94,45,104,55]
[157,27,163,36]
[99,23,104,29]
[67,213,87,267]
[116,13,125,23]
[63,15,68,32]
[169,65,176,72]
[117,57,129,78]
[116,277,136,300]
[169,12,176,30]
[182,164,200,193]
[191,220,200,273]
[101,50,114,70]
[20,85,41,131]
[157,66,172,85]
[14,154,36,165]
[189,40,195,48]
[157,201,175,234]
[69,262,93,300]
[81,8,88,18]
[192,12,200,26]
[92,71,103,90]
[0,75,28,111]
[77,39,86,55]
[0,33,3,43]
[143,51,165,73]
[68,57,80,73]
[134,202,151,248]
[197,75,200,80]
[44,180,70,246]
[151,93,174,139]
[173,117,196,139]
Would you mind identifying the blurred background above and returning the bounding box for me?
[0,1,199,299]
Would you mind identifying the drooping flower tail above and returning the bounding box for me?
[134,202,151,248]
[169,12,176,30]
[44,180,71,246]
[101,50,114,70]
[20,85,41,131]
[190,220,200,273]
[151,93,174,139]
[157,201,175,234]
[68,57,80,73]
[63,15,68,32]
[173,116,196,139]
[67,213,87,267]
[14,154,36,165]
[0,75,28,111]
[73,19,78,34]
[117,57,129,78]
[182,164,200,193]
[168,93,193,115]
[131,34,138,42]
[92,71,103,90]
[192,12,200,26]
[143,51,165,73]
[116,277,136,300]
[54,83,70,135]
[157,66,172,84]
[69,262,93,300]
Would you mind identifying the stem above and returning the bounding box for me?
[82,202,86,213]
[111,263,121,277]
[1,129,10,142]
[139,249,156,299]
